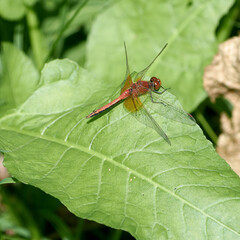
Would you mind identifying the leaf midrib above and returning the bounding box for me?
[1,124,239,236]
[168,1,207,46]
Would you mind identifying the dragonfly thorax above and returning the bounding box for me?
[150,77,161,91]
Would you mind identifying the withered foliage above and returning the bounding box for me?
[204,36,240,175]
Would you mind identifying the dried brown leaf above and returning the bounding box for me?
[0,154,9,180]
[203,36,240,175]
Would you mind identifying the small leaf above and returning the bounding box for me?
[0,42,39,116]
[0,177,16,185]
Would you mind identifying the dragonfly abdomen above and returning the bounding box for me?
[86,89,131,118]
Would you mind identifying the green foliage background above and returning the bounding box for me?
[0,0,240,239]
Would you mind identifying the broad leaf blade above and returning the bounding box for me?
[86,0,235,112]
[1,59,240,240]
[0,0,26,20]
[0,42,39,116]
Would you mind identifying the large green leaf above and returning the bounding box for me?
[0,0,37,20]
[0,42,39,117]
[0,0,25,20]
[41,0,115,40]
[86,0,234,112]
[1,44,240,239]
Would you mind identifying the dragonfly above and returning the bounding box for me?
[86,43,195,145]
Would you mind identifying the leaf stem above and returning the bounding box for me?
[46,0,88,61]
[108,229,122,240]
[74,218,84,240]
[13,22,24,50]
[26,7,46,70]
[195,111,218,145]
[216,1,240,42]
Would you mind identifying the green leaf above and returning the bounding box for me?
[0,177,16,185]
[24,0,38,6]
[0,42,39,117]
[1,57,240,239]
[86,0,235,112]
[0,0,37,21]
[41,0,115,42]
[0,0,26,20]
[63,41,86,66]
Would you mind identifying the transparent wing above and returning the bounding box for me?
[134,43,168,82]
[123,95,143,112]
[87,43,132,116]
[139,88,196,125]
[121,42,133,93]
[131,104,171,145]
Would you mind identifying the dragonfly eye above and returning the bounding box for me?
[150,77,161,91]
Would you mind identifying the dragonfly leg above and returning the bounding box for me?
[153,86,170,95]
[149,91,167,106]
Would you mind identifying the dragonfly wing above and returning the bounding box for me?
[121,42,134,93]
[127,99,171,145]
[122,85,170,144]
[88,43,132,117]
[145,90,196,125]
[134,43,168,82]
[124,95,142,112]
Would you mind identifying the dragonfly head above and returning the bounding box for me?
[150,77,161,91]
